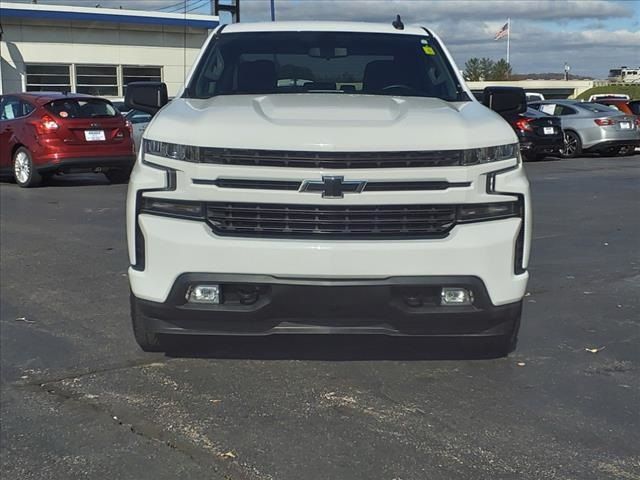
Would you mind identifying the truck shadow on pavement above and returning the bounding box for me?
[164,335,507,361]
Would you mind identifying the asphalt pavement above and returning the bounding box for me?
[1,156,639,480]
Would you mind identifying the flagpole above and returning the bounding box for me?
[506,18,510,65]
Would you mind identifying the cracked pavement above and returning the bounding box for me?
[1,156,639,479]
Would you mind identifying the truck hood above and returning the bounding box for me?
[146,94,517,151]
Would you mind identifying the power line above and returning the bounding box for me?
[155,1,185,11]
[155,0,199,12]
[186,0,208,13]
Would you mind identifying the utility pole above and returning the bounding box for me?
[213,0,240,23]
[270,0,275,21]
[506,17,510,66]
[0,24,4,94]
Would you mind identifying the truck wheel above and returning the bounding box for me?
[105,169,131,184]
[561,131,582,158]
[130,293,164,352]
[484,303,522,357]
[13,147,42,188]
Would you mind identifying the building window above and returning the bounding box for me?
[75,65,118,96]
[123,66,162,92]
[25,64,71,92]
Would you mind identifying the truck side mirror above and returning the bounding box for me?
[482,87,527,115]
[125,82,168,115]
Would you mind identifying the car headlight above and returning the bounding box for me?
[143,139,519,165]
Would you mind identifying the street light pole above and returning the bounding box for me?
[270,0,275,21]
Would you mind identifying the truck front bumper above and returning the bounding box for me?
[129,214,528,307]
[135,274,522,337]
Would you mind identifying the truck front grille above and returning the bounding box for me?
[199,148,464,168]
[206,202,457,239]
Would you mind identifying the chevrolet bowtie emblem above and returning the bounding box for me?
[300,176,367,198]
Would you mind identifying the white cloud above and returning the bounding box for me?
[240,0,634,23]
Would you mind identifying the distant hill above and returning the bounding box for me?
[511,73,594,80]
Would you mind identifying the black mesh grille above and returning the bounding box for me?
[199,148,464,169]
[206,203,457,239]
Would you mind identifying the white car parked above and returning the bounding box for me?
[124,21,532,355]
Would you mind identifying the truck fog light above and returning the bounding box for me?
[441,287,473,305]
[186,285,220,304]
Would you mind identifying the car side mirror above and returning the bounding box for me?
[125,82,168,115]
[482,86,527,115]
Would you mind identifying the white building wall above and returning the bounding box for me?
[1,18,209,96]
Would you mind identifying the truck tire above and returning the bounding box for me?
[130,292,164,352]
[105,169,131,184]
[522,152,541,162]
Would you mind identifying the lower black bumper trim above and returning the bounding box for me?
[135,274,522,337]
[587,140,640,151]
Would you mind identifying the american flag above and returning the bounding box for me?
[494,21,509,40]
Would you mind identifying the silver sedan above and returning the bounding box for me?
[529,100,640,157]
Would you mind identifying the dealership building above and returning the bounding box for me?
[0,2,219,97]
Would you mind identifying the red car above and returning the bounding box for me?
[0,92,135,187]
[592,97,640,117]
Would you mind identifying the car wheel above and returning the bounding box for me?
[13,147,42,188]
[130,292,165,352]
[561,131,582,158]
[617,145,635,156]
[105,169,131,184]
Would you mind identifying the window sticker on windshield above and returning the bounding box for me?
[420,38,435,55]
[422,45,436,55]
[59,111,68,118]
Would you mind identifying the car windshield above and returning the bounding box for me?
[578,102,620,113]
[628,101,640,115]
[186,31,466,101]
[45,98,118,118]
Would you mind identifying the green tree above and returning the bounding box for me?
[463,57,483,81]
[478,58,495,81]
[491,59,513,80]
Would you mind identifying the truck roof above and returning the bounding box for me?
[221,21,429,36]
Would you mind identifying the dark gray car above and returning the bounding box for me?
[529,100,639,157]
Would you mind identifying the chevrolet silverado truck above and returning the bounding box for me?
[124,21,532,355]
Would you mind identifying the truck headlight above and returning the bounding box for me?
[462,143,519,165]
[144,139,200,162]
[143,139,519,166]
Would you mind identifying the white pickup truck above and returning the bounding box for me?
[124,21,531,355]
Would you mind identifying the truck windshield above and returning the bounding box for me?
[185,31,467,101]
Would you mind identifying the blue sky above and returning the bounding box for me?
[8,0,640,78]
